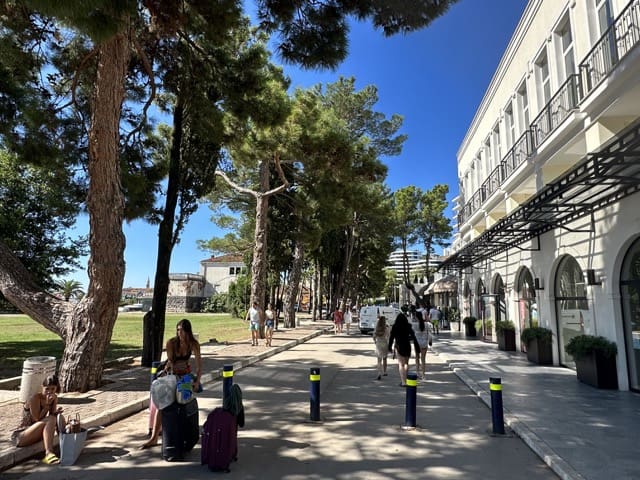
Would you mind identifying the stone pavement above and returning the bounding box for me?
[2,320,640,479]
[434,329,640,480]
[0,317,332,471]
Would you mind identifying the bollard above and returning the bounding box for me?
[150,360,163,387]
[148,361,163,436]
[404,372,418,428]
[309,367,321,422]
[222,365,234,405]
[490,377,505,435]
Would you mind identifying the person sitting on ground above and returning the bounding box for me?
[11,375,64,465]
[141,318,202,449]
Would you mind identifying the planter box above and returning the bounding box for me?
[525,338,553,365]
[464,324,476,337]
[575,352,618,389]
[497,330,516,351]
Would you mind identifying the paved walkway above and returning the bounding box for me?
[434,329,640,480]
[0,318,333,471]
[2,321,639,479]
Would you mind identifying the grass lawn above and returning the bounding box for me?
[0,312,248,379]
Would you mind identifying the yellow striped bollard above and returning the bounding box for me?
[310,368,320,422]
[222,364,233,405]
[490,377,505,435]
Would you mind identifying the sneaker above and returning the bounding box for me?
[376,375,381,380]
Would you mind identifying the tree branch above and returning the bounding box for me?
[263,151,290,197]
[215,170,260,198]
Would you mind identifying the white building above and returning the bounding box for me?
[441,0,640,391]
[199,254,245,297]
[160,254,245,312]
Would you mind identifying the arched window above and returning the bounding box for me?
[555,256,589,367]
[621,237,640,391]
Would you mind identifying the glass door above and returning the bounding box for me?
[555,256,589,367]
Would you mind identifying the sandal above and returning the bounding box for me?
[42,453,59,464]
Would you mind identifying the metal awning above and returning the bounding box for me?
[426,275,458,293]
[440,120,640,273]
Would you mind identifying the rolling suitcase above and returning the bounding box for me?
[201,408,238,472]
[161,398,199,462]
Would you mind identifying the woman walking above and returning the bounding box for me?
[412,310,433,379]
[388,313,420,387]
[373,316,390,380]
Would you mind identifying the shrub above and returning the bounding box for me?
[463,316,476,327]
[565,334,617,360]
[521,326,552,345]
[495,320,515,333]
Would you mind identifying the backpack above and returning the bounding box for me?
[201,408,238,472]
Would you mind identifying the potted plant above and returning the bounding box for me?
[565,335,618,389]
[462,316,476,337]
[521,326,553,365]
[496,320,516,351]
[477,319,492,340]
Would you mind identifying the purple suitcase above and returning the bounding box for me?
[201,408,238,472]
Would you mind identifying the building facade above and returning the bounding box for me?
[442,0,640,391]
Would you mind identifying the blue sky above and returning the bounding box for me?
[69,0,528,289]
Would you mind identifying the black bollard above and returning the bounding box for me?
[309,367,320,422]
[490,377,505,435]
[222,364,234,405]
[404,372,418,428]
[150,360,163,387]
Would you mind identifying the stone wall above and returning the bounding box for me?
[166,295,204,313]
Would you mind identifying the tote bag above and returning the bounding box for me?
[59,428,88,466]
[150,374,177,410]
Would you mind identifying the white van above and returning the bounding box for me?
[359,305,401,334]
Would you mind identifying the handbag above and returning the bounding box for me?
[150,374,177,410]
[59,414,87,466]
[176,373,196,404]
[66,413,82,433]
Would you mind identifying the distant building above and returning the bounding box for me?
[199,254,246,297]
[122,254,247,313]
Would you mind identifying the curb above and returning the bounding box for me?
[441,353,586,480]
[0,326,330,472]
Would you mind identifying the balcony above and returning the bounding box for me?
[457,0,640,229]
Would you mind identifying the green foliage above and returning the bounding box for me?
[256,0,460,68]
[521,326,552,345]
[495,320,515,333]
[201,293,229,313]
[463,316,477,327]
[565,335,618,360]
[227,275,251,318]
[0,151,86,291]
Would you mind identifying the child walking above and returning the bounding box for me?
[373,316,390,380]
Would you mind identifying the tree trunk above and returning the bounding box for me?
[142,99,185,367]
[250,159,270,323]
[283,240,304,328]
[0,32,129,392]
[61,32,130,391]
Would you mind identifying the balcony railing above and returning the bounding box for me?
[458,0,640,227]
[579,0,640,96]
[530,74,580,146]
